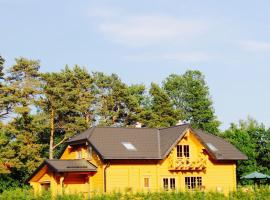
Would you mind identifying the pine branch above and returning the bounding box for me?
[53,136,67,150]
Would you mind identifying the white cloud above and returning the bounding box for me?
[96,15,208,47]
[239,40,270,51]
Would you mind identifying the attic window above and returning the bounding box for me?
[122,142,137,151]
[206,143,218,152]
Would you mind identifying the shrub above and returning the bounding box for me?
[0,186,269,200]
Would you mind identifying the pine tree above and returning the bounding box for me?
[140,83,181,128]
[0,56,12,118]
[2,58,44,181]
[93,72,146,127]
[40,66,94,159]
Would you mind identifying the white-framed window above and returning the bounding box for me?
[185,177,202,189]
[162,178,176,190]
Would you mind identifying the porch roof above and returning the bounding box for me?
[45,159,97,173]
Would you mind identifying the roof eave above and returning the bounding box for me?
[103,157,162,160]
[67,139,88,145]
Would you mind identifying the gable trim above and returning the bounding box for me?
[161,127,190,159]
[188,128,218,160]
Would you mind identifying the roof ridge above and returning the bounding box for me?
[157,129,161,158]
[47,159,87,161]
[158,123,190,131]
[94,126,157,130]
[87,126,96,140]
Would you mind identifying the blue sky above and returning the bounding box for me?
[1,0,270,130]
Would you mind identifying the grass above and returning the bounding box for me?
[0,186,269,200]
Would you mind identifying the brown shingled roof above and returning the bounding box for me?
[27,159,97,183]
[67,124,247,161]
[193,129,248,160]
[45,159,97,172]
[89,127,160,159]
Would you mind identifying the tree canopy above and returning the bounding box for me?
[163,70,220,133]
[0,55,268,189]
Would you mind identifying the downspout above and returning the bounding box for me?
[103,162,110,193]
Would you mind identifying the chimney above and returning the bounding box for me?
[176,120,185,126]
[135,122,142,128]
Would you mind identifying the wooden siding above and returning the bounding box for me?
[30,128,237,195]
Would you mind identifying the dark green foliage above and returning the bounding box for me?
[1,187,270,200]
[0,58,45,181]
[163,70,220,133]
[222,118,270,180]
[93,72,146,127]
[40,65,95,158]
[140,83,181,128]
[0,56,269,190]
[0,55,12,118]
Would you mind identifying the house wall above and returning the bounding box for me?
[30,128,237,195]
[105,129,237,194]
[60,145,104,194]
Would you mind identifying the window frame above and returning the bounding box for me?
[185,176,202,190]
[162,177,176,191]
[143,177,150,188]
[177,145,190,158]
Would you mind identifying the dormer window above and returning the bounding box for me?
[177,145,190,158]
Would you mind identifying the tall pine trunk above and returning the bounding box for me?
[49,109,55,159]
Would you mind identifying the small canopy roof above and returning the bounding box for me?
[27,159,97,183]
[241,171,270,179]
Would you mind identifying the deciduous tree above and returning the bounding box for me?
[163,70,220,133]
[223,118,270,180]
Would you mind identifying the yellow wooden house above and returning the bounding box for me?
[28,124,247,196]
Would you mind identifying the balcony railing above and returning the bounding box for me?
[168,154,207,171]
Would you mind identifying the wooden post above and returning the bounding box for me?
[88,175,91,199]
[50,173,58,197]
[60,176,64,195]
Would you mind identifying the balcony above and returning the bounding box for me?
[168,154,207,171]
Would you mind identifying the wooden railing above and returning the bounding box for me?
[168,154,207,171]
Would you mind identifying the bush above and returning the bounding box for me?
[0,186,269,200]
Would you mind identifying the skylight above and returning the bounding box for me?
[122,142,137,151]
[206,143,218,152]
